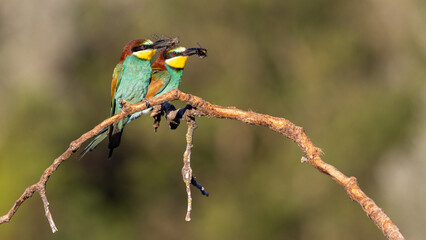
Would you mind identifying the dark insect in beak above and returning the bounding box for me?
[195,42,208,58]
[151,34,180,45]
[152,37,180,49]
[183,46,208,58]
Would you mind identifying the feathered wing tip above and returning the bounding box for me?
[79,127,109,160]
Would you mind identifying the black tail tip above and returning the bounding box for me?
[108,132,122,148]
[108,131,123,158]
[108,148,114,159]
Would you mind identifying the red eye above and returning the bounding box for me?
[172,52,177,55]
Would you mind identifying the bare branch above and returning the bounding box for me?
[39,187,58,232]
[0,99,141,232]
[0,89,405,239]
[181,117,197,221]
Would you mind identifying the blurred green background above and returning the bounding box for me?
[1,0,425,239]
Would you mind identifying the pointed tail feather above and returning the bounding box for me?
[79,127,109,160]
[108,130,123,158]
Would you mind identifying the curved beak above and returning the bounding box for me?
[183,47,208,58]
[152,37,180,49]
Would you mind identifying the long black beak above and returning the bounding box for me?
[183,47,208,58]
[152,37,180,49]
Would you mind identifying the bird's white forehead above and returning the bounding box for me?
[169,46,186,53]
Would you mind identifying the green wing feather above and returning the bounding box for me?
[108,55,153,157]
[81,55,153,159]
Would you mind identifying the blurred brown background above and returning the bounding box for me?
[1,0,425,239]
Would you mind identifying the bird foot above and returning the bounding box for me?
[142,98,151,108]
[118,98,125,107]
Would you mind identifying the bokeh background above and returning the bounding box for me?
[1,0,425,239]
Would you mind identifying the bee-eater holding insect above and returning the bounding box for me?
[146,45,208,99]
[125,45,208,132]
[81,38,176,158]
[121,44,207,120]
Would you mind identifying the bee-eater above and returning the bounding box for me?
[146,46,208,99]
[81,38,174,158]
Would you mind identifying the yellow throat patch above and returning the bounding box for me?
[133,49,156,60]
[166,56,188,69]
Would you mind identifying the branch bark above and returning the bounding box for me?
[181,116,197,221]
[0,89,405,239]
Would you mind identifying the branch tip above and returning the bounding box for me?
[38,188,58,233]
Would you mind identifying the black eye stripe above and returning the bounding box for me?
[131,44,153,52]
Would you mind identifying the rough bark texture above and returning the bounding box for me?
[0,89,405,239]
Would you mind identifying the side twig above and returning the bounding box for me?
[0,89,404,240]
[181,116,197,221]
